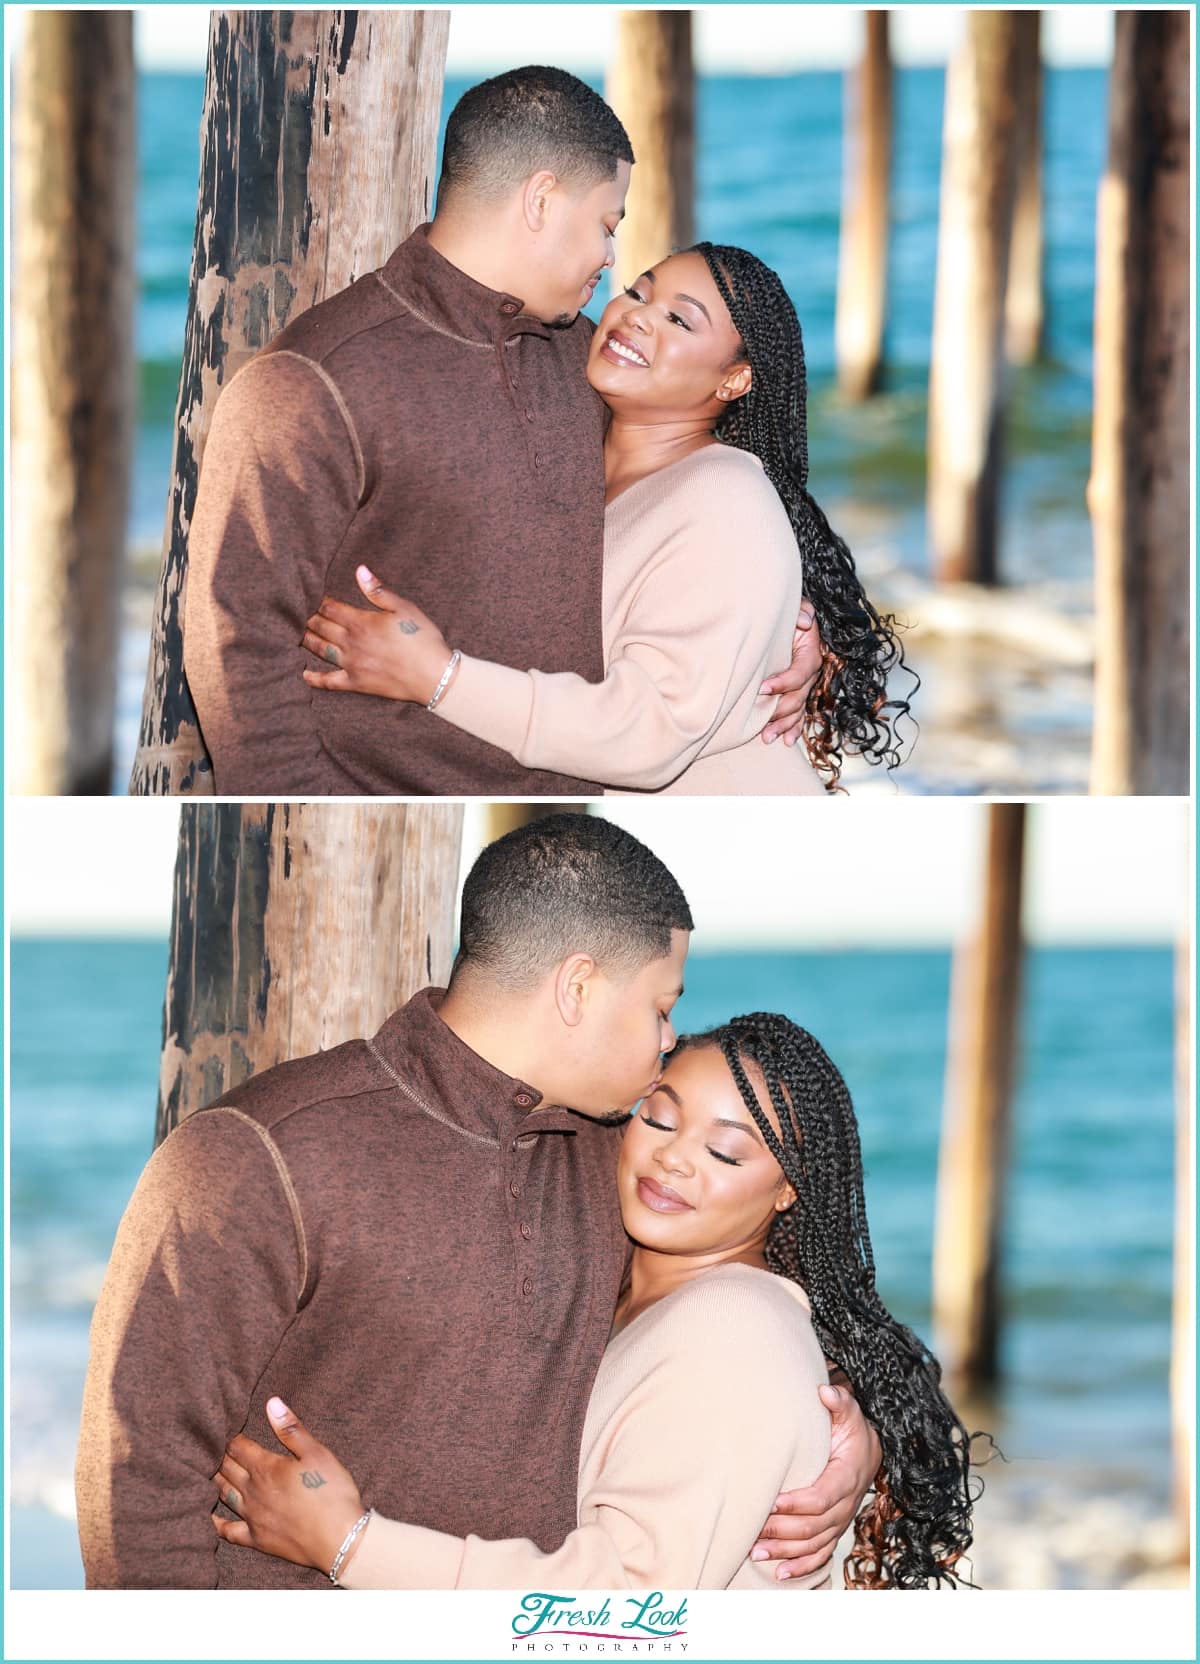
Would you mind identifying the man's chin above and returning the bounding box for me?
[569,1103,637,1125]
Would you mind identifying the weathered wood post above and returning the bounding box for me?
[835,11,892,399]
[1088,11,1190,797]
[607,11,695,288]
[131,10,450,795]
[927,12,1023,584]
[11,11,135,795]
[1005,11,1044,364]
[1171,937,1191,1556]
[933,803,1027,1387]
[156,803,463,1145]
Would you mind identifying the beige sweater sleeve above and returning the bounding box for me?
[342,1271,829,1590]
[433,456,800,791]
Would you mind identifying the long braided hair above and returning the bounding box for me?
[677,1014,979,1588]
[691,243,915,790]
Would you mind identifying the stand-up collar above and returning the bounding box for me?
[369,986,583,1142]
[380,225,553,347]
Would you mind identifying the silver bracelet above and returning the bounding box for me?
[426,649,461,712]
[329,1508,373,1585]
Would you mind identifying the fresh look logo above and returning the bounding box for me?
[510,1592,689,1652]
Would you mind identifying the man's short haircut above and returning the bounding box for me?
[455,813,693,987]
[438,66,634,206]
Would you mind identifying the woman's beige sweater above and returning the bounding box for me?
[435,445,826,795]
[343,1263,832,1591]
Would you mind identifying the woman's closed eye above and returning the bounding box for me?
[640,1112,743,1165]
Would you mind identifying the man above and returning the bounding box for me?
[183,67,818,795]
[77,814,877,1587]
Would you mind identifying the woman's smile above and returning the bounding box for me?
[601,330,651,369]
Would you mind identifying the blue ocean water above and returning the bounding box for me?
[9,936,1176,1586]
[132,66,1106,589]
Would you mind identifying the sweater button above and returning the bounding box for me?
[509,1181,520,1199]
[520,1223,532,1240]
[501,301,519,316]
[522,1278,534,1296]
[514,1091,534,1108]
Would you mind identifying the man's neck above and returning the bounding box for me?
[436,982,547,1094]
[425,211,526,305]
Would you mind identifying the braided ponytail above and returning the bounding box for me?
[678,1015,981,1588]
[692,243,916,789]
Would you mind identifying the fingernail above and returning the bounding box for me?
[357,564,375,582]
[267,1396,289,1419]
[776,1567,791,1582]
[750,1547,768,1562]
[765,732,777,745]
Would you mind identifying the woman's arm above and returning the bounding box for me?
[302,465,802,791]
[438,474,801,790]
[217,1274,830,1590]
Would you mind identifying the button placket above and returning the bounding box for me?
[505,1123,541,1323]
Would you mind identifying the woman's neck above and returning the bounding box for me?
[603,413,719,501]
[614,1241,768,1337]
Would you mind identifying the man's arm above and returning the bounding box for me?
[75,1110,304,1587]
[183,352,364,795]
[750,1381,883,1580]
[758,600,822,746]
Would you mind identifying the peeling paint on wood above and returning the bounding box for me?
[156,803,464,1144]
[131,9,449,795]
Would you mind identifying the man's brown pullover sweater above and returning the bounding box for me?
[183,226,607,795]
[75,989,628,1588]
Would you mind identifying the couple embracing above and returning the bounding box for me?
[78,814,975,1590]
[183,66,910,798]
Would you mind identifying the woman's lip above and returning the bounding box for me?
[600,330,650,368]
[637,1176,693,1212]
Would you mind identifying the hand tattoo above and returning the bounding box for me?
[224,1486,242,1512]
[322,643,341,666]
[300,1470,327,1490]
[398,619,419,636]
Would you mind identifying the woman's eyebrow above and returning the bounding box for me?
[673,293,712,324]
[652,1082,683,1107]
[711,1116,764,1141]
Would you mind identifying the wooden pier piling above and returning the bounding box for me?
[927,12,1023,585]
[933,803,1028,1387]
[836,12,893,400]
[607,11,695,289]
[155,803,463,1144]
[131,10,449,795]
[1088,11,1191,797]
[11,11,135,795]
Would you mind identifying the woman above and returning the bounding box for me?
[300,246,912,794]
[214,1016,976,1589]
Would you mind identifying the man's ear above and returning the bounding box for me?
[521,169,561,233]
[716,362,752,404]
[553,952,600,1028]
